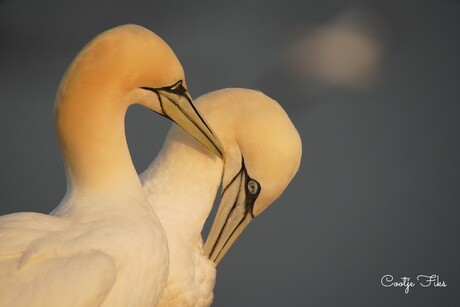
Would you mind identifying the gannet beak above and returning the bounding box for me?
[142,81,223,159]
[204,160,260,265]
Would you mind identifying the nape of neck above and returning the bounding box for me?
[55,82,140,196]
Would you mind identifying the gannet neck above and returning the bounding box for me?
[141,125,222,306]
[142,126,223,241]
[55,86,140,196]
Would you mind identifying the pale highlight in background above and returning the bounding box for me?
[285,8,384,91]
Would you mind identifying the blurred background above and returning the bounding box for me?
[0,0,459,306]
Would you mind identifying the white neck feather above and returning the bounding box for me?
[141,127,223,245]
[141,127,222,305]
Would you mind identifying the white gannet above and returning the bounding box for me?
[141,88,302,306]
[0,24,223,307]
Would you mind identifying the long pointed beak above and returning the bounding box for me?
[204,163,259,265]
[143,82,223,159]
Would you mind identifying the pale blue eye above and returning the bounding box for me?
[247,180,259,195]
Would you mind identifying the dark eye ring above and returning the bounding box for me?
[169,80,182,91]
[247,180,259,195]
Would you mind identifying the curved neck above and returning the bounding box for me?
[142,128,223,243]
[55,86,141,197]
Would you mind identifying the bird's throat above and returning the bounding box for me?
[142,127,224,241]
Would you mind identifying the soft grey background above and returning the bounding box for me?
[1,0,459,306]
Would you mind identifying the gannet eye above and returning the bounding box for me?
[247,180,259,195]
[169,80,182,91]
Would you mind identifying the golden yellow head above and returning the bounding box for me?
[198,89,302,264]
[57,24,222,159]
[58,24,183,102]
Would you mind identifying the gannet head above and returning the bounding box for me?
[199,89,302,265]
[56,24,223,160]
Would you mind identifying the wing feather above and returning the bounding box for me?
[0,212,117,306]
[0,251,116,307]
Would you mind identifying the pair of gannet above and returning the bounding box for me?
[0,24,301,306]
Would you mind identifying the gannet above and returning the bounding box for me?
[0,24,223,307]
[142,88,302,306]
